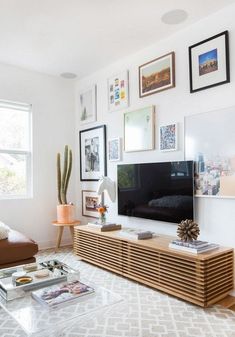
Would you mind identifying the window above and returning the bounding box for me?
[0,100,32,199]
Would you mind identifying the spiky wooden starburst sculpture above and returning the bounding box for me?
[177,219,200,242]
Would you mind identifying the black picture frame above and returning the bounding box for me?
[189,31,230,93]
[79,125,107,181]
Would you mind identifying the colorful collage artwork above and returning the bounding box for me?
[108,71,129,112]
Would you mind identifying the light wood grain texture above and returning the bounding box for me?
[53,220,81,251]
[74,225,234,307]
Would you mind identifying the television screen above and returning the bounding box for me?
[117,161,194,224]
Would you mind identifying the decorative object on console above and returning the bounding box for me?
[185,106,235,197]
[97,176,116,202]
[108,70,129,112]
[82,190,103,218]
[56,145,74,223]
[96,204,108,224]
[139,52,175,97]
[78,85,96,124]
[79,125,107,181]
[159,123,178,151]
[108,137,121,161]
[124,106,155,152]
[177,219,200,242]
[189,31,230,93]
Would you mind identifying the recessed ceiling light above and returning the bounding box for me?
[60,72,77,79]
[161,9,188,25]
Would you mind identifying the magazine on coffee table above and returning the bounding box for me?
[31,280,94,307]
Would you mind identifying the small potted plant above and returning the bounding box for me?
[56,145,75,223]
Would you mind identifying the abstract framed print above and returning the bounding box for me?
[78,85,97,125]
[108,138,121,161]
[108,70,129,112]
[124,106,155,152]
[159,123,178,152]
[189,31,230,93]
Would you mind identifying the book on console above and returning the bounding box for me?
[87,222,122,231]
[169,242,219,254]
[171,239,209,249]
[31,280,94,307]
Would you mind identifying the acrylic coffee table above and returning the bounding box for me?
[0,268,122,337]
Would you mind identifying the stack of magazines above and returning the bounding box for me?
[31,280,94,307]
[169,240,219,254]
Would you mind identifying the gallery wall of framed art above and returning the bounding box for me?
[75,2,235,249]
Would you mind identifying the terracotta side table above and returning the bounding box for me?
[52,220,81,252]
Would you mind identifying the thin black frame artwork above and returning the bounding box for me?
[189,31,230,93]
[79,125,107,181]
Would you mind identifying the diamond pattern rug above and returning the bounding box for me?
[0,247,235,337]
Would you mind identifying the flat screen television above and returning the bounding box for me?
[117,160,194,224]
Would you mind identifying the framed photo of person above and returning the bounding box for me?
[82,190,103,218]
[79,125,107,181]
[189,31,230,93]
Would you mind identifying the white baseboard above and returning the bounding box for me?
[37,237,73,250]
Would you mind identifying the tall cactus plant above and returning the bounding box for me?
[57,145,72,204]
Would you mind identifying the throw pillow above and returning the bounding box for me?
[0,221,10,240]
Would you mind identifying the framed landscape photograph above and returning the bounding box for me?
[189,31,230,93]
[124,106,155,152]
[78,85,96,124]
[108,138,121,161]
[139,52,175,98]
[108,70,129,112]
[159,123,178,152]
[79,125,107,181]
[82,190,103,218]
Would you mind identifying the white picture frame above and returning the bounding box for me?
[108,138,121,161]
[124,106,155,152]
[107,70,129,112]
[78,85,97,125]
[159,123,178,152]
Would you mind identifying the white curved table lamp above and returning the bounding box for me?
[97,176,116,202]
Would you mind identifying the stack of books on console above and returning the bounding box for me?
[88,222,122,231]
[169,240,220,254]
[118,228,155,240]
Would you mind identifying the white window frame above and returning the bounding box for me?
[0,100,33,199]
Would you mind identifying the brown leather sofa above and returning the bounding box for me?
[0,229,38,269]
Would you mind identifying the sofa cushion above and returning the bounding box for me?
[0,230,38,265]
[0,221,10,240]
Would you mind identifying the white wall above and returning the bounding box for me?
[0,63,76,249]
[75,5,235,255]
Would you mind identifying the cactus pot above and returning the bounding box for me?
[57,204,75,223]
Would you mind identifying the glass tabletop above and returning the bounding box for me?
[0,276,122,337]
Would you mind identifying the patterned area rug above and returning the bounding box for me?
[0,247,235,337]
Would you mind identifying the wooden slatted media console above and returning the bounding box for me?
[74,225,234,307]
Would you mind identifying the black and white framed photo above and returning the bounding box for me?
[189,31,230,93]
[79,125,107,181]
[108,138,121,161]
[82,190,103,218]
[159,123,178,152]
[78,85,97,125]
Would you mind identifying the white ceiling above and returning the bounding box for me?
[0,0,234,79]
